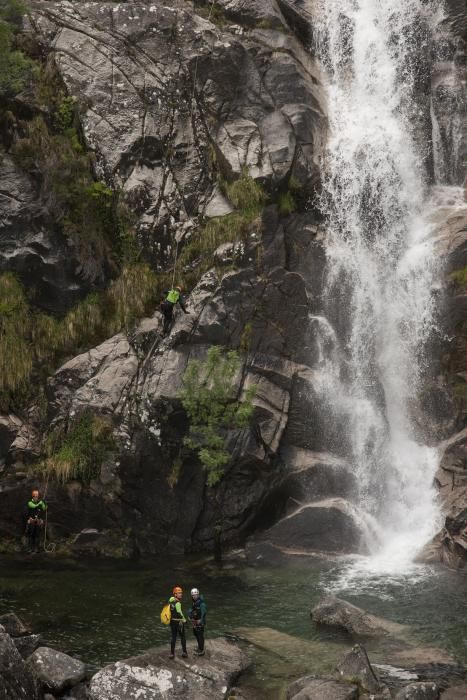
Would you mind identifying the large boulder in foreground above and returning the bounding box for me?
[336,644,389,697]
[27,646,86,694]
[0,631,41,700]
[263,498,369,554]
[394,682,440,699]
[311,596,409,639]
[88,638,250,700]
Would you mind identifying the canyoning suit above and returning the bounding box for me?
[169,596,187,655]
[160,289,188,334]
[188,595,207,653]
[25,498,47,552]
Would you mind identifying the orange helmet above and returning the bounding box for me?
[172,586,183,595]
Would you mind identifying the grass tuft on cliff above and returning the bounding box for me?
[0,267,157,411]
[44,412,115,484]
[178,172,265,289]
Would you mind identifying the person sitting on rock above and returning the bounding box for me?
[188,587,207,656]
[25,489,47,553]
[169,586,188,659]
[160,286,189,335]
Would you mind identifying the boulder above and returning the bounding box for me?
[336,645,385,696]
[0,612,29,637]
[395,683,440,699]
[311,596,409,639]
[27,646,86,693]
[0,631,41,699]
[88,638,250,700]
[264,499,369,554]
[13,633,42,659]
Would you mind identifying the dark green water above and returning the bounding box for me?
[0,554,466,694]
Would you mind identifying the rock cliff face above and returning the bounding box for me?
[0,0,465,563]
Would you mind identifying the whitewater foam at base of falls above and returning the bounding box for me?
[314,0,447,574]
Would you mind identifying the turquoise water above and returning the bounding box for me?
[0,554,466,694]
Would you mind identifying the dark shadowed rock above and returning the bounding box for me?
[88,638,250,700]
[311,596,409,638]
[13,633,42,659]
[264,499,369,553]
[395,682,440,699]
[27,646,86,693]
[0,631,41,699]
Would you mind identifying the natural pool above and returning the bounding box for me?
[0,554,466,696]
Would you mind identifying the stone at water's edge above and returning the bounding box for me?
[27,646,86,694]
[13,633,42,659]
[0,612,29,637]
[88,638,250,700]
[336,644,387,696]
[311,595,409,639]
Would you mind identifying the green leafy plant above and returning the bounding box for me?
[179,346,256,486]
[0,0,32,98]
[44,412,115,484]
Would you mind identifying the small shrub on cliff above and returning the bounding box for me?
[0,0,32,98]
[0,273,32,406]
[179,346,256,486]
[45,412,115,484]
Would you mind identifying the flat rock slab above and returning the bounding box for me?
[395,682,440,699]
[312,596,409,639]
[441,686,467,699]
[234,626,348,678]
[27,646,86,693]
[288,676,358,699]
[88,638,250,700]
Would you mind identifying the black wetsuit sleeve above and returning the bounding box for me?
[178,295,188,313]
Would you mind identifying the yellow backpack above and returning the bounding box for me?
[160,603,172,625]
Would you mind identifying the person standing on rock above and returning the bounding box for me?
[160,286,189,335]
[25,489,47,553]
[188,587,207,656]
[169,586,188,659]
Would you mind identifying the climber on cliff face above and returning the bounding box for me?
[25,489,47,553]
[160,286,189,335]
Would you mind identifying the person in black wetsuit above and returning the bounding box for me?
[25,489,47,553]
[188,587,207,656]
[168,586,188,659]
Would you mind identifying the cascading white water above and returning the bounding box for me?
[315,0,445,572]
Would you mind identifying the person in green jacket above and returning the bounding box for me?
[25,489,47,553]
[160,286,189,335]
[169,586,188,659]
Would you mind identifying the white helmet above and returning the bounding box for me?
[191,588,200,597]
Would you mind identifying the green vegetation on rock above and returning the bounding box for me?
[0,0,32,97]
[44,412,115,484]
[178,172,265,288]
[0,266,157,411]
[179,346,256,486]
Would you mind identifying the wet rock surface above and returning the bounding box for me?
[311,596,409,639]
[88,638,250,700]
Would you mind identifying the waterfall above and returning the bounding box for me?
[314,0,444,572]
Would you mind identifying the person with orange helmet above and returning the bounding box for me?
[168,586,187,659]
